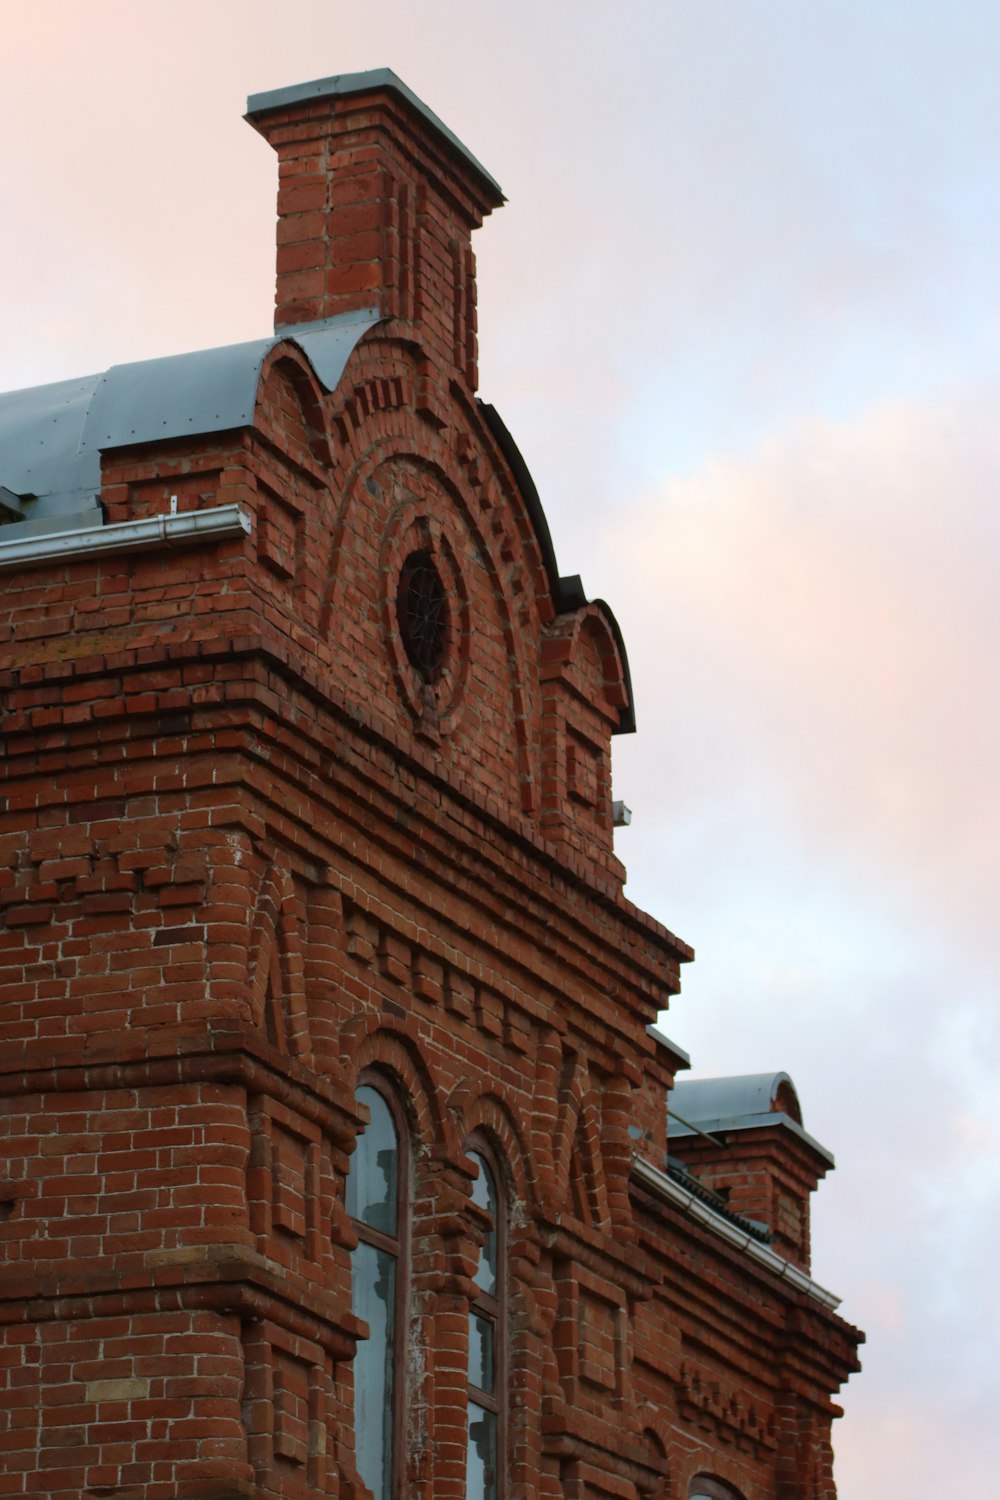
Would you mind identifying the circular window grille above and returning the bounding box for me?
[396,550,450,681]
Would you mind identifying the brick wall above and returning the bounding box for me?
[0,70,860,1500]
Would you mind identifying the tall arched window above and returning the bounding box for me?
[347,1081,408,1500]
[465,1142,505,1500]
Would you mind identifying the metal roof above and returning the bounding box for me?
[0,373,103,531]
[0,310,624,718]
[0,310,381,533]
[633,1157,842,1309]
[671,1073,802,1124]
[668,1072,834,1167]
[246,68,505,207]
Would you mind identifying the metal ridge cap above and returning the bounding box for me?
[0,504,251,572]
[631,1155,842,1310]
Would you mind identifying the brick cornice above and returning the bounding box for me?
[0,631,684,945]
[0,1023,357,1141]
[0,1248,359,1360]
[631,1172,862,1395]
[0,634,690,1037]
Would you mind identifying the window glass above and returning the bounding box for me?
[349,1082,404,1500]
[468,1313,495,1391]
[352,1242,395,1498]
[470,1150,497,1296]
[466,1145,503,1500]
[467,1400,497,1500]
[347,1083,398,1234]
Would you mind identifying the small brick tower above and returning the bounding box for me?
[0,71,861,1500]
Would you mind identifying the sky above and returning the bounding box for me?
[2,3,998,1495]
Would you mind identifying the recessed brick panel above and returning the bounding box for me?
[0,65,860,1500]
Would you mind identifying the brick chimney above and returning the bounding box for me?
[246,69,504,390]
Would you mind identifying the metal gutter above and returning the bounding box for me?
[632,1155,841,1310]
[0,504,251,572]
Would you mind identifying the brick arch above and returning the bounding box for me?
[315,420,538,813]
[448,381,557,622]
[255,341,332,469]
[327,332,560,629]
[377,494,472,740]
[544,600,631,726]
[327,330,419,452]
[554,1055,612,1230]
[451,1086,536,1213]
[319,412,528,640]
[684,1473,748,1500]
[340,1010,454,1160]
[247,860,312,1062]
[578,606,631,718]
[638,1423,673,1500]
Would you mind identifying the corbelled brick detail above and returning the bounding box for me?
[249,75,502,392]
[0,70,861,1500]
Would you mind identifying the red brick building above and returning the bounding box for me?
[0,70,861,1500]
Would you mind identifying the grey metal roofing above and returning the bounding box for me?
[0,374,104,530]
[671,1073,801,1125]
[246,68,505,207]
[0,310,381,533]
[668,1072,834,1167]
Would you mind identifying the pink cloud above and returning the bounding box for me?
[609,393,1000,951]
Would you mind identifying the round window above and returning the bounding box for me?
[396,549,450,681]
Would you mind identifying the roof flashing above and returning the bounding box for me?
[646,1024,692,1070]
[667,1108,835,1168]
[246,68,504,206]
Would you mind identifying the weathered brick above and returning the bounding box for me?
[0,67,860,1500]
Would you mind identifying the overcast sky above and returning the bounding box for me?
[2,4,998,1495]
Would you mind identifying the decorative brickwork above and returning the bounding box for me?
[0,69,861,1500]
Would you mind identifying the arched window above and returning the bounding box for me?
[688,1478,746,1500]
[465,1142,505,1500]
[347,1081,408,1500]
